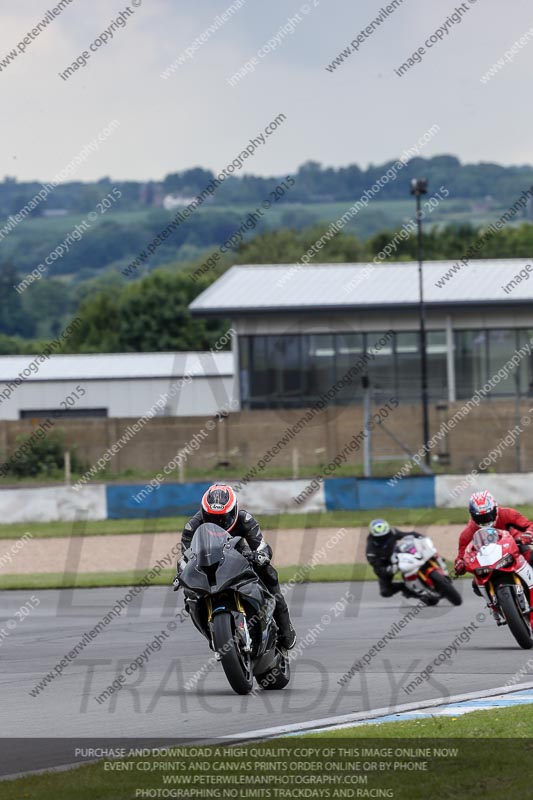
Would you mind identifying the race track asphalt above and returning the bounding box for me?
[1,580,531,776]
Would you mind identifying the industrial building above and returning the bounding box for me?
[0,351,234,421]
[189,259,533,409]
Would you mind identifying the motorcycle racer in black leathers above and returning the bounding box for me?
[366,519,438,606]
[177,483,296,649]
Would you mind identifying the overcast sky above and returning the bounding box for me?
[2,0,532,182]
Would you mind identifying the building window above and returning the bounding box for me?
[518,330,533,396]
[304,334,336,399]
[454,328,530,400]
[427,331,448,402]
[367,330,395,398]
[240,331,448,409]
[487,329,518,396]
[240,328,532,409]
[335,333,364,404]
[454,330,488,399]
[19,408,108,418]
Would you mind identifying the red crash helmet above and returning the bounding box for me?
[201,484,238,531]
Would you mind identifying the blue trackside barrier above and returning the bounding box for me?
[106,481,212,519]
[358,476,435,510]
[323,476,435,511]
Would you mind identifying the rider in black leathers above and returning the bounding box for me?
[366,518,438,605]
[177,484,296,649]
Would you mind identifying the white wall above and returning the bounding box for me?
[0,375,236,420]
[0,485,107,523]
[435,473,533,507]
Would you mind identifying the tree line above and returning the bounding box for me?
[3,155,533,217]
[2,220,533,353]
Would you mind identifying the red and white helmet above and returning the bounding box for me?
[469,491,497,526]
[201,484,238,531]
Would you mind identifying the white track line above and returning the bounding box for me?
[4,681,533,782]
[222,680,533,739]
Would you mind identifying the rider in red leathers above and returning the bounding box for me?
[454,491,533,576]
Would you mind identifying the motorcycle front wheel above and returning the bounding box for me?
[256,649,291,690]
[429,570,463,606]
[496,584,533,649]
[212,612,254,694]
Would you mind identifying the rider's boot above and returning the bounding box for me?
[488,603,505,625]
[403,585,439,606]
[274,597,296,649]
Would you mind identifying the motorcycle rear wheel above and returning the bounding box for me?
[212,612,254,694]
[496,584,533,649]
[430,570,462,606]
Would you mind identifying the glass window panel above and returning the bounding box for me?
[335,333,364,404]
[239,337,250,406]
[305,334,336,399]
[487,329,518,396]
[367,331,395,396]
[245,335,309,408]
[276,335,304,402]
[395,332,419,401]
[242,330,447,408]
[427,331,448,402]
[455,330,487,399]
[251,337,270,401]
[518,329,533,396]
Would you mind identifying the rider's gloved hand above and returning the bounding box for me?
[250,549,270,567]
[516,532,533,546]
[454,557,466,576]
[173,558,187,591]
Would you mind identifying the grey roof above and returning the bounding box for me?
[189,260,533,315]
[0,351,233,382]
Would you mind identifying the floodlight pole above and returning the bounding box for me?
[411,178,430,468]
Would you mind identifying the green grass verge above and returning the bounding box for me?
[0,506,488,540]
[0,563,380,590]
[3,705,532,799]
[304,702,533,738]
[0,458,434,487]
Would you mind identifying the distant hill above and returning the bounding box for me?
[3,154,533,219]
[2,153,533,347]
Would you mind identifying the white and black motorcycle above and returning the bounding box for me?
[392,535,462,606]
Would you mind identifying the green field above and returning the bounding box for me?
[0,457,443,488]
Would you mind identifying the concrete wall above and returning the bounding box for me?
[0,398,531,477]
[1,472,533,524]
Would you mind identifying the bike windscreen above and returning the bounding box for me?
[189,523,230,567]
[472,526,501,551]
[396,535,418,554]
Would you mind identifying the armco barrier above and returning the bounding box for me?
[323,476,435,511]
[106,481,212,519]
[435,473,533,508]
[11,473,533,524]
[106,479,327,519]
[107,477,435,519]
[0,485,106,524]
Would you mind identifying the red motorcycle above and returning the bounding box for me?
[464,526,533,649]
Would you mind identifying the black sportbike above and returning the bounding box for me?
[178,523,291,695]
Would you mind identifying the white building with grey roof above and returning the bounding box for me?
[189,259,533,409]
[0,351,234,421]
